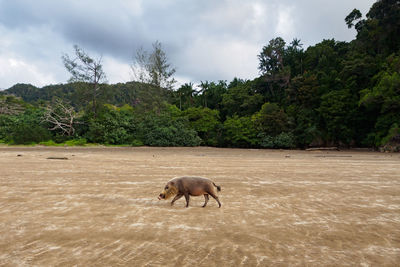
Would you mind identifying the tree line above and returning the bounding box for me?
[1,0,399,151]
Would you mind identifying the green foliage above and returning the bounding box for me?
[284,38,304,77]
[62,45,106,117]
[258,132,296,149]
[132,41,176,90]
[381,123,400,146]
[136,113,201,147]
[65,138,87,146]
[252,102,289,136]
[183,107,221,145]
[303,40,348,80]
[39,138,87,146]
[4,109,51,144]
[318,89,357,144]
[85,104,135,145]
[5,84,40,102]
[39,140,61,146]
[11,123,51,145]
[359,0,400,55]
[258,37,286,75]
[11,125,50,145]
[196,81,228,110]
[221,80,264,117]
[0,115,17,141]
[174,83,195,110]
[359,54,400,146]
[130,139,144,147]
[287,73,320,108]
[360,71,400,112]
[39,140,64,146]
[223,116,257,147]
[286,106,320,148]
[345,9,362,29]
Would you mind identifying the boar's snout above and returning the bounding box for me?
[158,193,165,200]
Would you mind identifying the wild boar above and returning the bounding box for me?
[158,176,221,208]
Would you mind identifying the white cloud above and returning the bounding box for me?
[0,23,71,88]
[275,6,295,41]
[0,57,58,89]
[102,56,132,84]
[180,37,260,83]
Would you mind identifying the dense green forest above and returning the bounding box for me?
[1,0,399,151]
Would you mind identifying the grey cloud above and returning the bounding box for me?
[0,0,376,88]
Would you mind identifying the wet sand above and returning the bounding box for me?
[0,146,399,266]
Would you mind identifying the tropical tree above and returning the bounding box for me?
[62,45,106,118]
[183,107,221,145]
[345,8,363,30]
[252,102,289,136]
[318,89,358,145]
[257,37,291,103]
[359,54,400,146]
[221,80,263,118]
[10,109,51,144]
[176,83,195,110]
[85,104,135,145]
[258,37,286,75]
[223,116,257,147]
[131,41,176,90]
[284,38,305,77]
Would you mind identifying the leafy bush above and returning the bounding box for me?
[136,114,201,147]
[252,102,289,136]
[318,89,357,145]
[183,107,221,146]
[0,115,17,142]
[258,132,296,149]
[12,123,51,144]
[9,109,51,144]
[85,104,135,145]
[379,123,400,152]
[223,116,257,147]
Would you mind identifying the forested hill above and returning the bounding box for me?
[3,82,152,109]
[1,0,399,151]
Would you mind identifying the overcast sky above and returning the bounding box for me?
[0,0,376,89]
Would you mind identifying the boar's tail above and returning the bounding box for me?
[213,182,221,192]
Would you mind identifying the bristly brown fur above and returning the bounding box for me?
[163,185,178,199]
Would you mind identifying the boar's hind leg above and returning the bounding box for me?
[208,192,221,208]
[171,194,183,206]
[202,194,209,207]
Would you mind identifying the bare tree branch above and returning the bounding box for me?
[42,99,80,136]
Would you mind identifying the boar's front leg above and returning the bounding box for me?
[171,193,183,206]
[184,192,190,208]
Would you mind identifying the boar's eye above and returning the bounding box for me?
[165,186,169,190]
